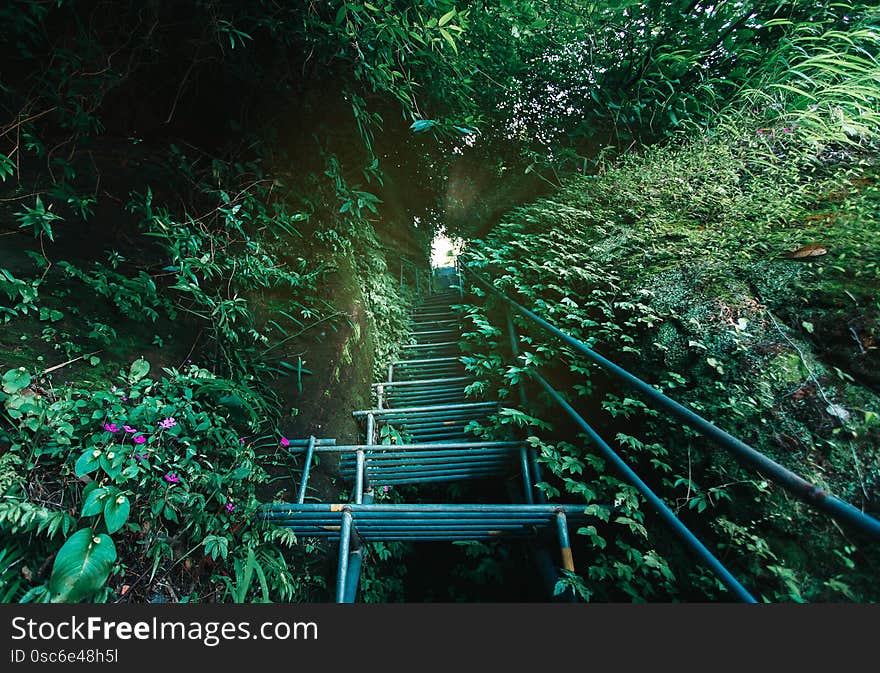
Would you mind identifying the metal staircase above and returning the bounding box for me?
[261,274,587,602]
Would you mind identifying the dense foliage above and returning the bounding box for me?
[2,0,878,602]
[460,106,880,601]
[0,0,456,602]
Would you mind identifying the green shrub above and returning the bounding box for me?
[0,359,318,603]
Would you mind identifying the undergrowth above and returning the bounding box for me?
[459,117,880,602]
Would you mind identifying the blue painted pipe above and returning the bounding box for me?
[351,457,510,468]
[520,445,534,504]
[392,357,460,366]
[335,509,353,603]
[384,393,469,401]
[533,370,757,603]
[345,468,504,481]
[341,547,362,603]
[341,492,372,603]
[388,390,468,398]
[339,454,512,466]
[462,261,880,541]
[296,435,316,505]
[270,519,579,528]
[269,511,589,527]
[390,397,468,405]
[362,473,496,485]
[263,503,597,516]
[263,503,592,513]
[353,402,497,416]
[356,536,520,541]
[372,376,469,388]
[377,403,488,413]
[556,511,574,572]
[343,524,550,531]
[405,433,473,442]
[340,461,511,473]
[341,463,508,474]
[312,440,524,452]
[389,392,468,400]
[340,462,510,474]
[388,387,468,395]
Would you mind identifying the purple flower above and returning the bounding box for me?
[158,417,177,429]
[163,472,180,484]
[104,423,119,433]
[383,486,389,493]
[280,437,290,448]
[225,502,235,512]
[239,438,246,446]
[121,396,128,402]
[782,127,792,133]
[123,425,137,433]
[134,453,147,461]
[133,435,147,445]
[756,129,765,135]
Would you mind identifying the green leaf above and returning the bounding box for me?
[104,495,130,534]
[99,450,125,479]
[236,547,257,603]
[74,449,102,477]
[203,534,229,561]
[0,154,15,181]
[439,27,458,53]
[81,487,110,517]
[2,368,31,394]
[410,119,438,133]
[334,4,347,25]
[128,358,150,383]
[48,529,117,602]
[438,9,455,27]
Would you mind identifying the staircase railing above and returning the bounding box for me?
[458,259,880,602]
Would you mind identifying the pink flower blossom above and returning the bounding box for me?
[163,472,180,484]
[123,425,137,433]
[382,486,389,493]
[225,502,235,512]
[239,438,246,445]
[134,453,147,461]
[133,435,147,444]
[280,437,290,448]
[104,423,119,433]
[158,417,177,429]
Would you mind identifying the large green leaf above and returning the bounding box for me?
[103,494,130,534]
[81,487,111,517]
[98,450,125,479]
[128,358,150,383]
[74,449,102,477]
[2,368,31,394]
[48,529,117,602]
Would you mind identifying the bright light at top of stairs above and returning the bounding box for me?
[431,227,464,268]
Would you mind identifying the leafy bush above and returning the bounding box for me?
[0,359,319,603]
[459,117,880,601]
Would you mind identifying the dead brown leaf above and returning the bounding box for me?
[780,243,828,259]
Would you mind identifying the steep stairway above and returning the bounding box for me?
[261,271,585,602]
